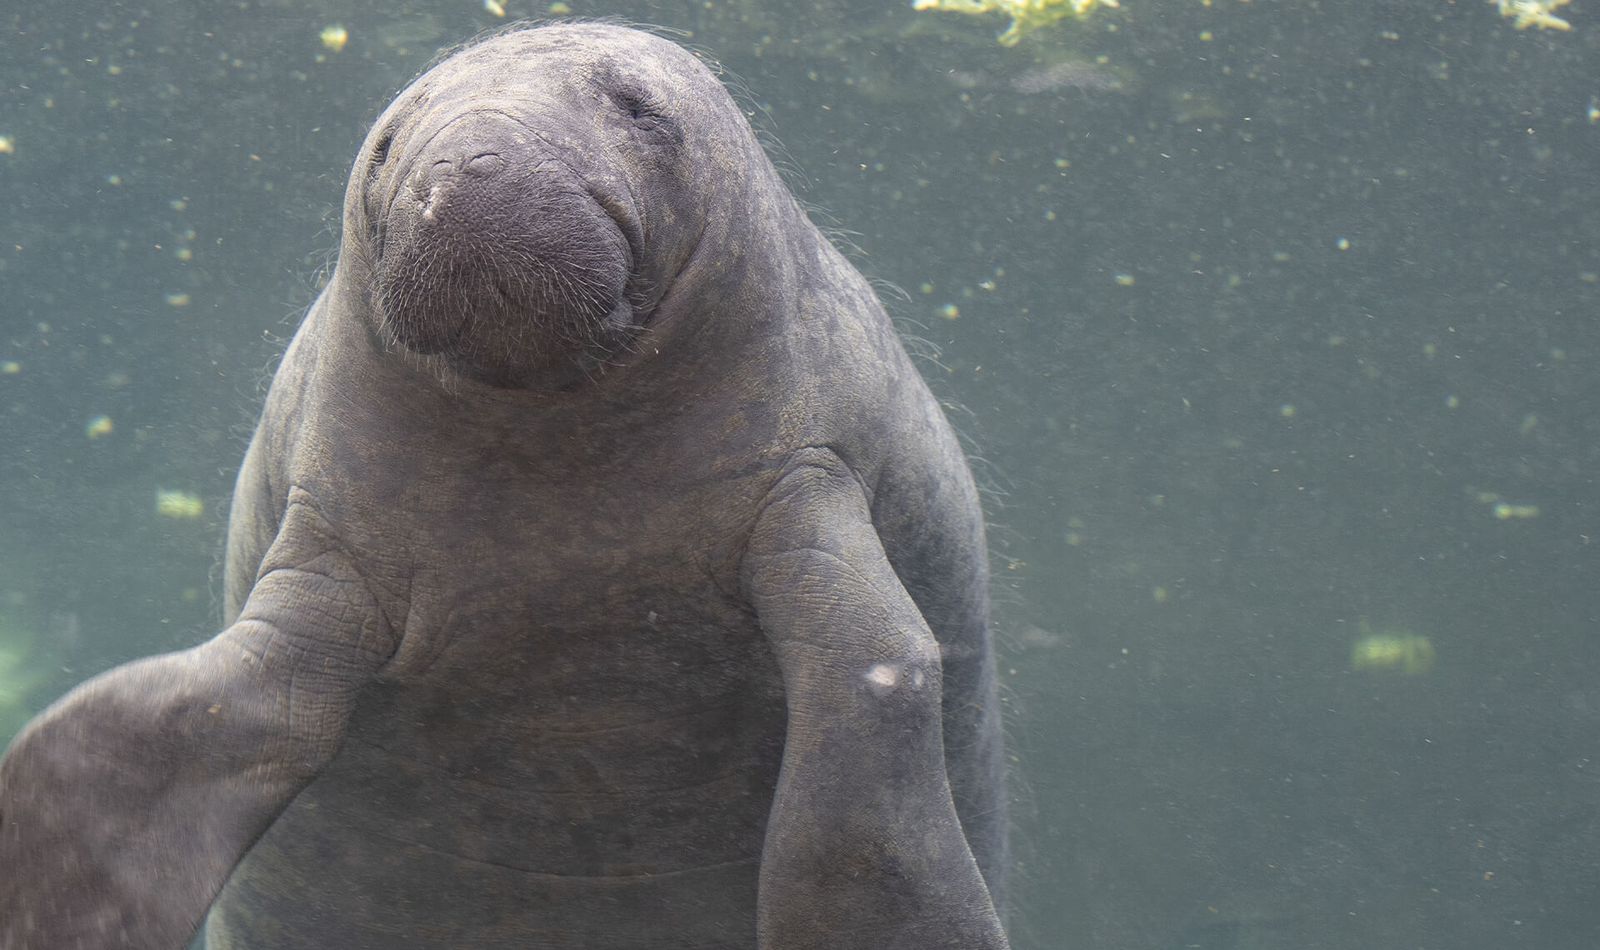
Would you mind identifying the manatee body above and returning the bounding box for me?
[0,24,1009,950]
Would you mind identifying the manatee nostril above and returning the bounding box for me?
[406,161,454,219]
[465,153,505,178]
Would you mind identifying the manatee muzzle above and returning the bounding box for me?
[372,112,634,387]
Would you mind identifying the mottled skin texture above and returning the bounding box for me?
[0,23,1008,950]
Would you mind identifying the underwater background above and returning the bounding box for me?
[3,1,1598,947]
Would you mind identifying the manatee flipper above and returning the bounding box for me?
[0,509,390,950]
[742,451,1010,950]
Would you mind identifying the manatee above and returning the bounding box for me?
[0,23,1009,950]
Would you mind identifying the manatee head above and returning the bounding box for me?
[343,24,768,390]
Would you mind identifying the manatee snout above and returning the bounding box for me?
[371,111,635,388]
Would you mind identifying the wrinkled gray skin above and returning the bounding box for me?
[0,23,1008,950]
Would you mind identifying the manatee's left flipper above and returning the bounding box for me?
[742,450,1010,950]
[0,509,392,950]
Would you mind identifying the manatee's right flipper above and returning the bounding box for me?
[742,450,1010,950]
[0,509,392,950]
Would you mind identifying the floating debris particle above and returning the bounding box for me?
[1493,502,1539,520]
[1475,490,1539,520]
[0,136,13,154]
[1494,0,1571,29]
[320,24,350,52]
[485,0,507,16]
[1016,624,1063,650]
[1351,630,1435,675]
[912,0,1119,46]
[1010,59,1125,95]
[156,489,205,520]
[165,292,191,307]
[0,361,18,375]
[85,415,114,439]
